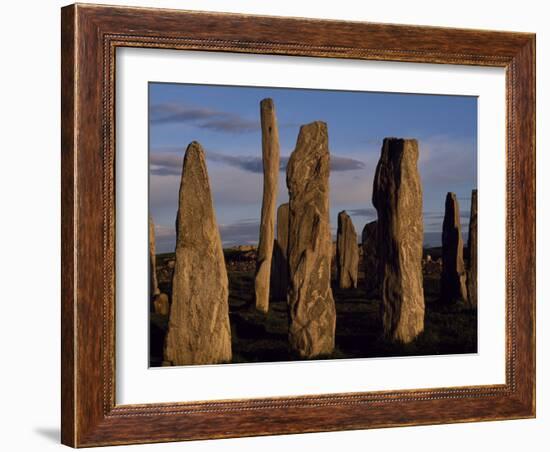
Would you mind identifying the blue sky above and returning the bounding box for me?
[149,82,477,253]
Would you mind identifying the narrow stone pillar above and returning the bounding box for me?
[373,138,425,343]
[287,122,336,358]
[336,210,359,289]
[361,220,380,298]
[441,192,468,303]
[254,98,280,313]
[164,142,232,365]
[467,189,478,307]
[271,203,290,300]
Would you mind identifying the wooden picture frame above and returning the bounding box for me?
[61,3,535,447]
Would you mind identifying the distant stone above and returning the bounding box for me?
[164,142,232,365]
[336,210,359,289]
[271,203,290,300]
[441,192,468,303]
[235,245,256,252]
[149,216,160,299]
[467,189,478,307]
[373,138,425,343]
[286,121,336,358]
[361,220,380,298]
[255,98,281,313]
[153,293,170,316]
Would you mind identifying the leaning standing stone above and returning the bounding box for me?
[164,142,232,365]
[287,121,336,358]
[466,189,478,307]
[336,210,359,289]
[254,98,280,313]
[361,220,380,298]
[373,138,425,343]
[271,203,290,300]
[441,192,468,303]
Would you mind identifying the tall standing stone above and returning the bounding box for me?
[271,203,290,300]
[441,192,468,303]
[467,189,478,307]
[373,138,425,343]
[255,98,280,313]
[336,210,359,289]
[287,122,336,358]
[164,142,232,365]
[361,220,380,298]
[149,215,161,300]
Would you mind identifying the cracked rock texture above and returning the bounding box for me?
[441,192,468,303]
[164,142,232,365]
[336,210,359,289]
[286,122,336,358]
[271,203,290,301]
[373,138,425,344]
[255,99,280,313]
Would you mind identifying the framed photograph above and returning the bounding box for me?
[61,3,535,447]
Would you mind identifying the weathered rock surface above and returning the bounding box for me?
[373,138,425,343]
[149,215,160,299]
[336,211,359,289]
[467,189,478,307]
[441,192,468,303]
[153,293,170,315]
[255,98,281,313]
[361,220,380,297]
[164,142,232,365]
[271,203,290,300]
[286,121,336,358]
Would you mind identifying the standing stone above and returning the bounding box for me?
[336,211,359,289]
[271,203,290,300]
[441,192,468,303]
[149,215,161,300]
[255,98,280,313]
[373,138,425,343]
[467,189,478,307]
[153,293,170,316]
[361,220,380,298]
[164,142,232,365]
[286,122,336,358]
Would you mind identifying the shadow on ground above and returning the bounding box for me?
[150,252,477,366]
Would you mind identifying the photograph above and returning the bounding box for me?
[148,82,478,367]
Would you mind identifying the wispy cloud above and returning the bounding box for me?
[347,208,377,218]
[418,135,476,185]
[150,150,366,176]
[424,211,470,220]
[153,219,260,250]
[150,103,259,133]
[219,219,260,246]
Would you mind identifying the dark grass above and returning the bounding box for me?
[149,253,477,366]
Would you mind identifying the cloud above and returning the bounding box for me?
[150,153,183,176]
[347,208,377,218]
[150,103,259,133]
[329,156,366,172]
[418,135,476,185]
[219,219,260,246]
[153,219,260,250]
[150,150,366,176]
[424,210,470,220]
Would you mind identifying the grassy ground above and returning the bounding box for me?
[150,250,477,366]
